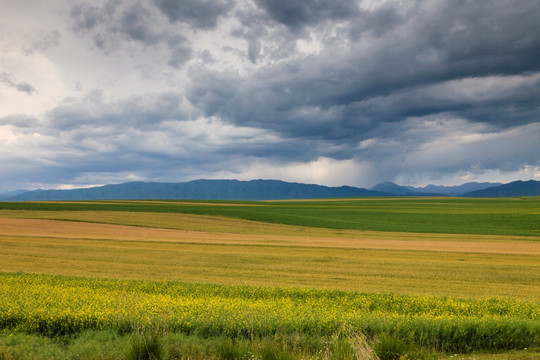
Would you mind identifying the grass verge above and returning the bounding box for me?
[1,329,538,359]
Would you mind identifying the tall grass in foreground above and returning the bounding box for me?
[0,273,538,354]
[1,329,426,360]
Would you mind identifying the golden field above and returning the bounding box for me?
[0,209,539,299]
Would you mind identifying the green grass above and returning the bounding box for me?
[0,329,128,360]
[1,197,539,236]
[0,273,538,356]
[1,329,538,360]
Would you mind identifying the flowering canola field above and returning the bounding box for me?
[1,272,538,353]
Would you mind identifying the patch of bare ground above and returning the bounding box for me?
[1,217,539,255]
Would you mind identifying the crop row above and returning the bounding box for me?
[1,273,538,352]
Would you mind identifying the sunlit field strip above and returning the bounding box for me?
[0,272,538,353]
[1,234,539,299]
[1,218,539,257]
[1,210,539,243]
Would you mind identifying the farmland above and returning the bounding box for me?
[0,197,539,359]
[1,196,540,235]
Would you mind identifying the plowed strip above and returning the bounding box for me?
[1,218,538,255]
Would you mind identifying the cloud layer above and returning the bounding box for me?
[0,0,539,191]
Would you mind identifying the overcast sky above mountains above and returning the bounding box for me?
[1,0,539,191]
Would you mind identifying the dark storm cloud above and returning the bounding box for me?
[409,1,540,77]
[153,0,233,29]
[71,1,119,33]
[255,0,359,31]
[118,3,162,44]
[70,1,193,66]
[234,0,407,65]
[187,0,540,146]
[166,36,193,67]
[47,90,185,130]
[349,3,409,39]
[339,73,540,127]
[71,1,151,49]
[0,72,36,94]
[231,6,298,64]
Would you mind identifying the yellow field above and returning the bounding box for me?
[1,210,539,300]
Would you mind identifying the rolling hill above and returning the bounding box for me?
[463,180,540,197]
[0,189,28,200]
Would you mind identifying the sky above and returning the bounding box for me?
[1,0,539,191]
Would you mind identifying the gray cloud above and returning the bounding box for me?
[70,1,193,65]
[349,3,409,39]
[71,1,140,50]
[0,72,36,94]
[0,114,40,128]
[26,31,62,54]
[71,1,119,32]
[0,96,292,190]
[231,6,297,64]
[118,3,162,44]
[153,0,233,29]
[167,36,193,67]
[47,90,186,131]
[332,118,540,186]
[254,0,359,31]
[188,0,540,143]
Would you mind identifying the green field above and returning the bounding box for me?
[0,198,539,359]
[1,196,539,235]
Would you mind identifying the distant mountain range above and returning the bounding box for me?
[2,179,539,201]
[370,181,503,196]
[3,179,390,201]
[0,189,28,200]
[462,180,540,197]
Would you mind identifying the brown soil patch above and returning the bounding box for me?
[2,218,539,255]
